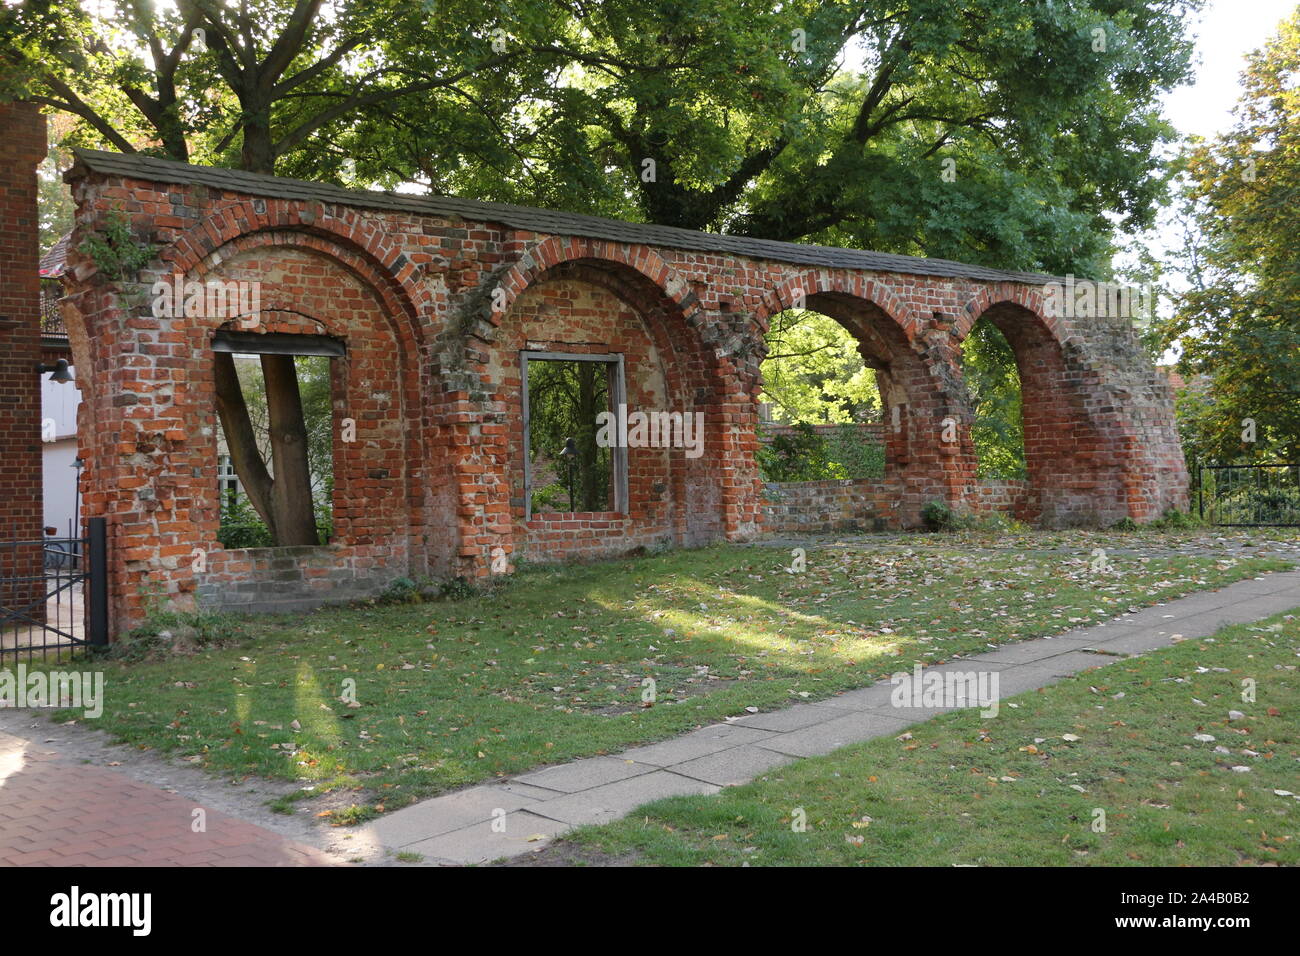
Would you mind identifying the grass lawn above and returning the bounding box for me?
[557,609,1300,866]
[36,532,1294,821]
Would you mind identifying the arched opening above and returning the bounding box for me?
[961,301,1114,526]
[960,316,1027,481]
[756,289,940,531]
[758,307,884,482]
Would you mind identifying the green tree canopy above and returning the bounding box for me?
[760,310,879,424]
[4,0,1202,274]
[1159,8,1300,463]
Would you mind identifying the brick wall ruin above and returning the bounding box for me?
[56,149,1189,634]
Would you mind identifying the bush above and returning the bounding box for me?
[1149,507,1205,530]
[437,576,479,601]
[217,494,275,549]
[378,576,423,605]
[757,423,843,481]
[114,610,240,662]
[922,500,955,531]
[757,422,886,482]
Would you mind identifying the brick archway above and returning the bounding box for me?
[164,210,432,336]
[62,221,443,627]
[488,236,702,330]
[457,252,757,572]
[751,274,971,525]
[753,271,922,343]
[958,296,1123,526]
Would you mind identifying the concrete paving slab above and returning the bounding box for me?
[402,810,572,865]
[814,683,897,710]
[1229,575,1300,595]
[367,784,540,848]
[924,657,1019,672]
[755,710,915,758]
[730,704,843,732]
[969,640,1081,665]
[618,723,774,767]
[512,756,654,794]
[526,771,720,826]
[998,651,1117,691]
[1230,594,1300,616]
[1043,626,1137,644]
[668,745,796,787]
[495,781,564,800]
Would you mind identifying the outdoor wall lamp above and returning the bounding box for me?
[36,358,73,384]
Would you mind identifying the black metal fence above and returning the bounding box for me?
[1,516,108,664]
[1197,463,1300,527]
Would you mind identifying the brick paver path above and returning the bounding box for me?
[0,732,335,866]
[364,569,1300,865]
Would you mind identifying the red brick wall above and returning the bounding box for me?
[759,422,885,443]
[762,479,895,533]
[64,230,432,622]
[494,276,677,562]
[61,161,1189,634]
[970,479,1035,522]
[0,104,47,618]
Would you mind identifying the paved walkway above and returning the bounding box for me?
[0,733,335,866]
[364,569,1300,865]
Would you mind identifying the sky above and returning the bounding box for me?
[1162,0,1297,140]
[1119,0,1296,328]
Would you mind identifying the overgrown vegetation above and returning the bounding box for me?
[757,423,884,482]
[526,358,611,513]
[962,319,1027,480]
[77,206,154,281]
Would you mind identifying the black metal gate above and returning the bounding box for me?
[1,516,108,663]
[1198,463,1300,527]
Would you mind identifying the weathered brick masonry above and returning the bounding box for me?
[57,150,1187,634]
[0,104,48,619]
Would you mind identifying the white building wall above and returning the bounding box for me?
[41,367,81,536]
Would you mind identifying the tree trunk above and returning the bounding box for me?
[213,352,278,540]
[214,353,321,547]
[240,99,278,174]
[576,362,603,511]
[261,354,320,545]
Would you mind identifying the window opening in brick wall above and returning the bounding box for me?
[213,332,341,548]
[521,352,627,518]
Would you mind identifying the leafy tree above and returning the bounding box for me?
[1159,9,1300,463]
[5,0,1202,275]
[0,0,567,174]
[760,310,879,423]
[3,0,546,542]
[526,359,611,512]
[37,116,75,254]
[218,356,334,543]
[756,424,843,481]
